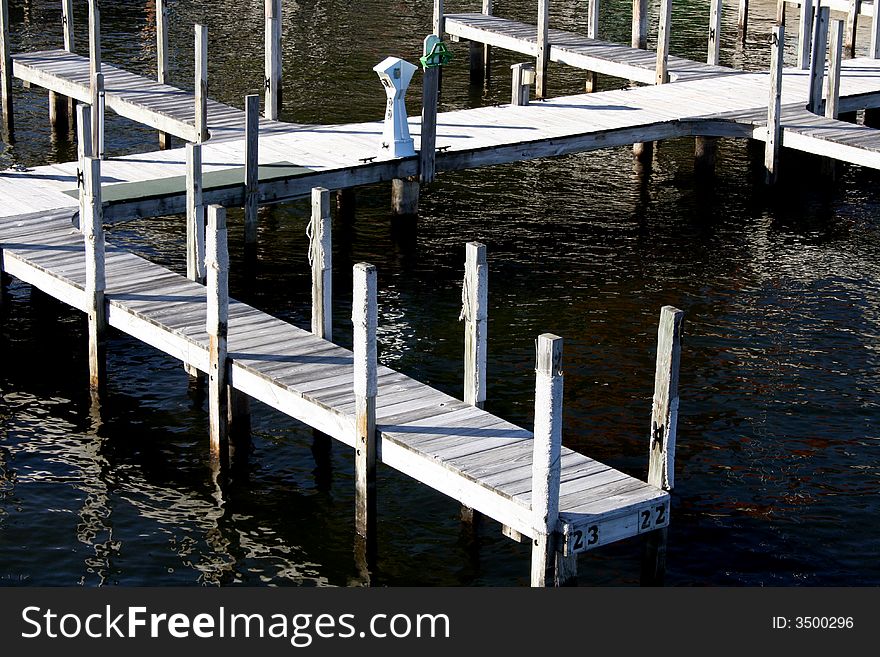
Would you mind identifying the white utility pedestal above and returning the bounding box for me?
[374,56,418,159]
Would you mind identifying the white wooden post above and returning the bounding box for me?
[195,24,208,142]
[481,0,493,80]
[62,0,74,51]
[264,0,282,120]
[156,0,169,148]
[708,0,723,66]
[420,37,440,185]
[1,0,14,135]
[245,94,260,244]
[845,0,861,58]
[81,156,106,394]
[433,0,445,39]
[510,62,533,106]
[648,307,683,491]
[632,0,647,49]
[353,263,378,541]
[798,0,815,69]
[826,19,844,119]
[872,5,880,57]
[737,0,749,44]
[656,0,672,85]
[88,0,102,158]
[536,0,549,98]
[766,24,784,185]
[463,242,487,409]
[206,205,229,458]
[186,142,206,285]
[585,0,599,92]
[809,6,830,114]
[530,333,564,587]
[310,187,332,341]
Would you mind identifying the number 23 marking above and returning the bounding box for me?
[571,525,599,552]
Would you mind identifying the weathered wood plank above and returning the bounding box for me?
[648,306,683,491]
[353,262,378,541]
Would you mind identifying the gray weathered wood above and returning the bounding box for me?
[87,0,102,158]
[463,242,487,409]
[647,306,683,491]
[49,90,68,134]
[92,71,104,160]
[186,142,206,285]
[62,0,74,52]
[764,25,785,185]
[632,0,648,50]
[872,3,880,57]
[81,156,106,393]
[433,0,445,39]
[536,0,549,98]
[156,0,169,148]
[2,0,13,134]
[809,6,831,114]
[195,24,208,143]
[353,262,378,540]
[392,177,419,216]
[420,40,439,184]
[586,0,599,92]
[264,0,282,121]
[738,0,749,44]
[656,0,672,85]
[709,0,723,66]
[206,205,229,458]
[798,0,815,69]
[694,136,717,176]
[482,0,493,80]
[845,0,861,58]
[310,187,332,341]
[244,94,260,244]
[530,333,564,587]
[76,102,92,162]
[510,62,533,106]
[826,19,844,119]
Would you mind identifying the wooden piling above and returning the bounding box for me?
[49,91,68,135]
[156,0,170,149]
[186,142,206,285]
[433,0,445,39]
[656,0,672,85]
[845,0,861,58]
[585,0,599,92]
[391,177,419,217]
[244,94,260,244]
[694,136,717,177]
[206,205,229,459]
[530,334,564,587]
[808,6,830,114]
[463,242,487,409]
[81,156,106,394]
[337,188,356,222]
[872,4,880,58]
[420,38,440,185]
[62,0,75,128]
[76,103,92,163]
[536,0,549,99]
[264,0,282,121]
[826,19,844,119]
[88,0,102,158]
[195,24,208,143]
[737,0,749,44]
[353,262,378,541]
[632,0,648,50]
[481,0,493,81]
[510,62,533,106]
[648,307,683,492]
[708,0,723,66]
[310,187,332,341]
[766,24,784,185]
[798,0,815,69]
[1,0,13,136]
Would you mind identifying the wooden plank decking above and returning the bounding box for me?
[0,207,668,550]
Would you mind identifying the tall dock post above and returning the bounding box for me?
[641,306,682,586]
[420,36,440,185]
[708,0,722,66]
[76,103,92,161]
[156,0,170,148]
[798,0,815,69]
[206,205,230,461]
[195,24,208,143]
[463,242,487,410]
[765,23,784,185]
[737,0,749,44]
[186,143,206,285]
[536,0,549,98]
[845,0,861,58]
[631,0,651,165]
[88,0,103,159]
[655,0,672,85]
[530,334,570,587]
[264,0,282,120]
[872,4,880,58]
[353,263,378,544]
[585,0,599,92]
[808,6,830,114]
[826,19,844,120]
[244,94,260,245]
[433,0,445,39]
[467,1,493,83]
[1,0,12,137]
[81,155,106,395]
[50,0,75,136]
[310,188,332,340]
[481,0,493,82]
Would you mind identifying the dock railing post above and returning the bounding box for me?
[845,0,861,58]
[186,142,206,286]
[1,0,13,137]
[433,0,445,39]
[264,0,282,120]
[81,155,106,396]
[798,0,815,69]
[244,94,260,245]
[420,36,440,185]
[708,0,723,66]
[738,0,749,44]
[872,3,880,58]
[808,5,830,114]
[310,187,332,340]
[156,0,170,148]
[481,0,493,81]
[765,23,784,185]
[463,242,487,410]
[631,0,650,162]
[642,306,682,587]
[510,62,533,106]
[826,19,844,120]
[88,0,102,159]
[655,0,672,85]
[195,24,208,143]
[206,205,229,461]
[536,0,549,98]
[353,263,378,543]
[585,0,599,92]
[530,333,564,587]
[76,103,92,163]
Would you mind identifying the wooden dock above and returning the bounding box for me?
[5,0,880,585]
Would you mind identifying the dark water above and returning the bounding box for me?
[1,0,879,586]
